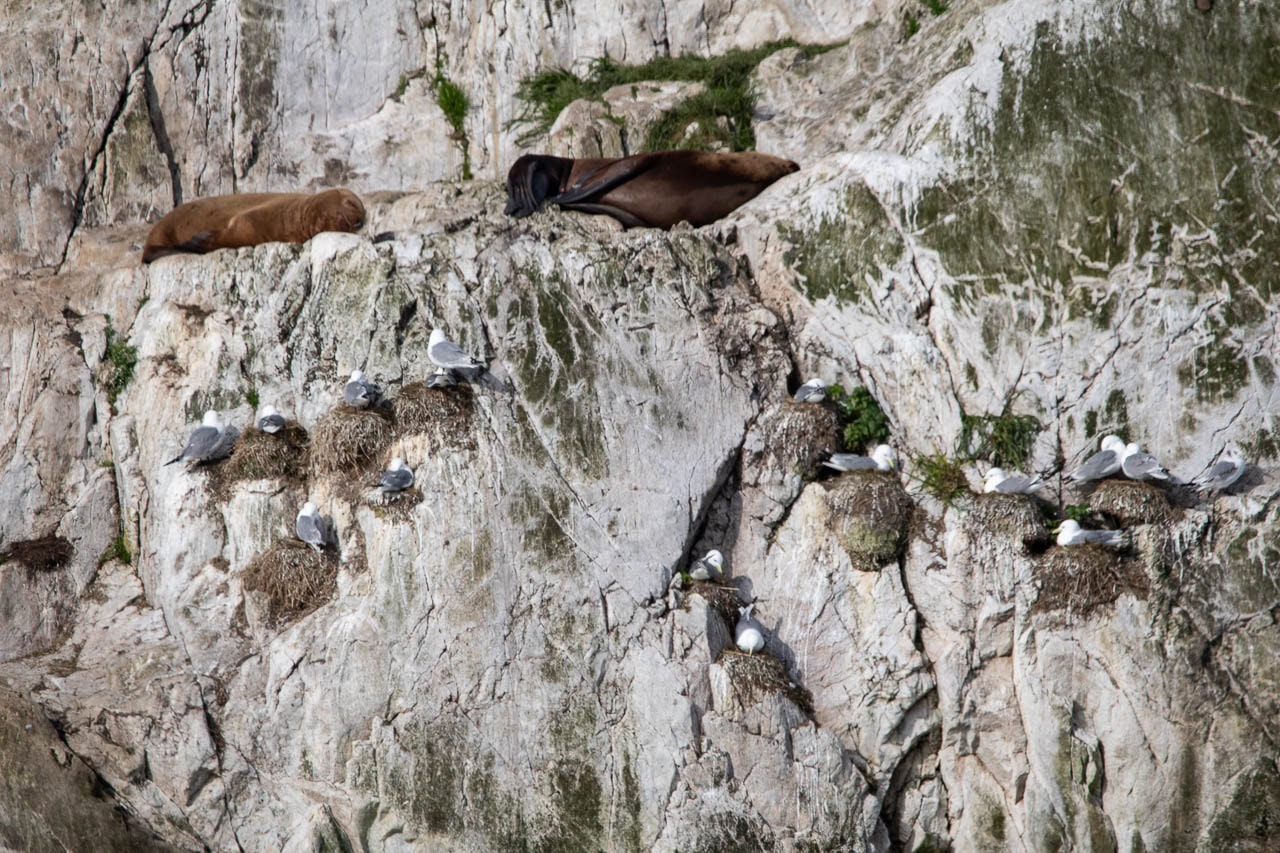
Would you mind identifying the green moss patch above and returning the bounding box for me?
[512,41,840,150]
[241,540,337,625]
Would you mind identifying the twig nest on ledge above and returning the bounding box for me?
[1089,479,1178,527]
[391,382,477,451]
[746,401,842,481]
[311,406,393,474]
[240,539,338,626]
[216,423,310,486]
[1032,545,1149,618]
[971,492,1052,551]
[712,650,814,718]
[0,535,74,572]
[825,471,914,571]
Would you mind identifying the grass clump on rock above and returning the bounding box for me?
[0,535,74,572]
[958,412,1040,469]
[241,541,337,625]
[825,472,914,571]
[828,384,891,451]
[912,454,969,501]
[392,382,477,451]
[312,407,393,474]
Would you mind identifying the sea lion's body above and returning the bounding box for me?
[504,150,799,229]
[142,188,366,263]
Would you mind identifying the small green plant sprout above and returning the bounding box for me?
[102,319,138,408]
[245,388,260,409]
[904,13,920,39]
[1064,504,1091,522]
[922,0,948,15]
[100,534,133,566]
[911,454,969,501]
[827,384,891,451]
[957,412,1040,469]
[433,64,472,179]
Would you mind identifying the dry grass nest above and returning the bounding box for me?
[1089,479,1179,527]
[392,382,477,450]
[213,424,310,491]
[717,650,815,717]
[826,472,915,571]
[752,402,842,479]
[0,535,74,572]
[971,492,1053,551]
[686,580,744,626]
[1032,544,1149,618]
[311,406,394,474]
[240,540,338,625]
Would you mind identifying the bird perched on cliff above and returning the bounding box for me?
[1120,442,1171,481]
[1069,434,1126,482]
[983,468,1042,495]
[428,328,508,390]
[735,604,766,654]
[164,411,238,466]
[688,549,725,581]
[793,378,828,403]
[256,405,286,434]
[1056,519,1125,548]
[823,444,897,473]
[1194,446,1246,493]
[377,458,415,499]
[296,502,328,552]
[343,370,382,409]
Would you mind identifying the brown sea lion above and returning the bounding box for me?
[504,150,799,229]
[141,188,366,263]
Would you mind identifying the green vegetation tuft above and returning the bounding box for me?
[511,41,841,150]
[958,413,1040,469]
[828,384,891,451]
[245,388,260,409]
[102,321,138,407]
[100,535,133,566]
[913,454,968,501]
[434,67,472,179]
[1064,503,1092,522]
[922,0,948,15]
[904,14,920,39]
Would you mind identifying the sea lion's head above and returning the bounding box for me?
[504,155,573,218]
[315,188,366,233]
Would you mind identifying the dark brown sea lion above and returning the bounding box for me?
[141,188,366,263]
[504,150,799,229]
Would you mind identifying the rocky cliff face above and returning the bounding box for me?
[3,0,1279,850]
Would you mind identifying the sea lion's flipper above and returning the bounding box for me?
[555,202,650,229]
[172,230,216,255]
[552,157,655,205]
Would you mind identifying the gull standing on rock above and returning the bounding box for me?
[343,370,382,408]
[1120,442,1171,481]
[428,328,509,391]
[823,444,897,473]
[165,411,237,465]
[1056,519,1125,547]
[296,502,328,552]
[256,405,286,434]
[735,604,766,654]
[1069,434,1126,482]
[1194,447,1246,493]
[793,379,828,403]
[688,549,725,581]
[984,468,1042,494]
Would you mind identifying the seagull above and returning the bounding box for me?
[256,405,286,434]
[164,411,237,465]
[793,379,827,403]
[1120,442,1171,481]
[823,444,897,473]
[735,604,766,655]
[343,370,382,408]
[688,549,724,581]
[1056,519,1125,547]
[1194,447,1246,493]
[428,328,509,390]
[378,457,415,496]
[1069,434,1126,482]
[296,502,328,552]
[984,467,1042,494]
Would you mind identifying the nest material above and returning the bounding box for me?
[216,424,310,487]
[392,382,477,450]
[311,406,394,474]
[750,402,842,480]
[826,472,915,571]
[1089,479,1178,527]
[1,535,74,571]
[717,649,815,717]
[687,580,744,626]
[240,540,338,625]
[1032,545,1149,617]
[971,492,1053,551]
